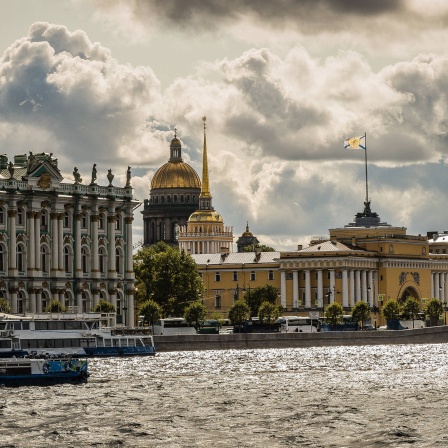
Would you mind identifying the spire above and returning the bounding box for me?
[246,221,250,232]
[198,116,213,211]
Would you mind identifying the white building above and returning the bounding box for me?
[0,152,139,327]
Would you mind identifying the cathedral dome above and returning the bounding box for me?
[151,161,201,189]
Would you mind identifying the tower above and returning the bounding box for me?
[178,117,233,254]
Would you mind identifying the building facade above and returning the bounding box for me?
[142,133,201,246]
[0,152,138,326]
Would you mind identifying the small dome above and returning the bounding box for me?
[189,210,223,223]
[170,137,181,147]
[151,161,201,189]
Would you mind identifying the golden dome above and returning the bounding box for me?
[151,161,201,189]
[189,210,223,223]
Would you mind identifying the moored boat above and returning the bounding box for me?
[83,335,156,357]
[0,357,89,387]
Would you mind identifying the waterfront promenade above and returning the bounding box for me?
[152,326,448,352]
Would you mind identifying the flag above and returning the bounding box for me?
[344,135,365,150]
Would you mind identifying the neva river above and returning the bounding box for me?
[2,344,448,447]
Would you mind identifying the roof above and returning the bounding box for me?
[298,241,355,252]
[190,252,280,266]
[151,161,201,189]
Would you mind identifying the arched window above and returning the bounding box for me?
[115,216,121,231]
[41,210,48,230]
[81,247,90,274]
[81,291,88,313]
[17,244,25,272]
[98,213,105,230]
[81,212,88,229]
[17,290,25,314]
[115,248,122,274]
[64,246,72,273]
[41,290,49,311]
[41,245,50,273]
[0,207,4,225]
[64,291,71,309]
[250,271,256,281]
[99,247,106,273]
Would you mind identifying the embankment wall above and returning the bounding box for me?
[152,326,448,352]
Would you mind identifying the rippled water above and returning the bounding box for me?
[2,344,448,447]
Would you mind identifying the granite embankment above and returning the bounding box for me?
[151,326,448,352]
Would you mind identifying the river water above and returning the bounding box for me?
[2,344,448,448]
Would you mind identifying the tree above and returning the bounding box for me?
[401,297,421,329]
[228,300,250,330]
[0,298,12,313]
[134,243,204,317]
[245,284,279,317]
[258,301,281,325]
[382,300,400,320]
[184,301,206,331]
[426,298,444,326]
[325,302,344,326]
[45,300,67,313]
[351,301,371,329]
[93,299,116,313]
[243,244,276,252]
[139,299,163,330]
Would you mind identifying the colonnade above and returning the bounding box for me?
[280,268,378,310]
[431,272,448,301]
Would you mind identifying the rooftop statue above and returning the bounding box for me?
[90,164,97,185]
[73,167,82,185]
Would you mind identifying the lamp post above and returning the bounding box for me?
[444,300,447,326]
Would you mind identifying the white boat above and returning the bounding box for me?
[0,312,156,358]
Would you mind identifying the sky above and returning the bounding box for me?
[2,0,448,251]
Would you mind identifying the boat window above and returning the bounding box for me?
[13,322,22,330]
[21,322,29,330]
[0,340,12,348]
[0,323,6,330]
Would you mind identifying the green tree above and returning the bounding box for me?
[184,301,206,331]
[93,299,116,313]
[134,243,204,317]
[0,298,12,313]
[139,299,163,330]
[426,298,444,326]
[228,300,250,330]
[258,301,281,325]
[45,300,67,313]
[351,301,371,329]
[401,296,421,328]
[382,300,400,320]
[325,302,344,326]
[245,284,279,317]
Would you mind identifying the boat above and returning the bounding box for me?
[0,357,89,387]
[0,312,156,358]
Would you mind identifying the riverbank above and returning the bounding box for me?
[151,326,448,352]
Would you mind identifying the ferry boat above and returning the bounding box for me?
[0,312,156,358]
[0,357,89,386]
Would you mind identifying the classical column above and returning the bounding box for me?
[435,273,440,300]
[92,288,100,309]
[342,269,349,308]
[58,213,64,271]
[8,209,17,275]
[355,270,361,303]
[50,212,59,273]
[125,216,134,276]
[280,270,287,308]
[29,289,37,314]
[27,211,35,271]
[367,270,373,305]
[10,287,18,313]
[75,212,82,273]
[349,269,355,307]
[317,269,323,309]
[109,288,117,327]
[108,215,116,276]
[127,288,135,328]
[329,270,335,302]
[36,289,43,313]
[361,270,367,303]
[292,270,299,309]
[34,213,41,272]
[91,214,99,275]
[305,270,311,308]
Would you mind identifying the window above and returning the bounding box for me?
[215,294,221,309]
[115,216,121,231]
[215,272,221,282]
[64,291,71,309]
[250,271,256,281]
[98,213,105,230]
[99,247,106,273]
[17,244,25,272]
[64,211,70,228]
[41,291,49,311]
[0,208,4,225]
[0,245,4,271]
[315,272,318,280]
[233,271,238,281]
[41,245,50,273]
[17,208,24,226]
[81,247,89,274]
[64,246,71,273]
[17,290,25,314]
[41,211,48,229]
[303,272,306,280]
[115,248,122,274]
[268,270,274,281]
[198,272,203,279]
[82,291,88,313]
[81,213,88,229]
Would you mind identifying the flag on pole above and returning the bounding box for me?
[344,135,366,150]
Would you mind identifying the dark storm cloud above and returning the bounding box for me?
[95,0,406,32]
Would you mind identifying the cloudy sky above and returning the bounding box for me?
[2,0,448,250]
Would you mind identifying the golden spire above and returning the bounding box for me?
[200,116,211,199]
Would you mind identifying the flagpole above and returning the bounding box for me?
[364,132,368,204]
